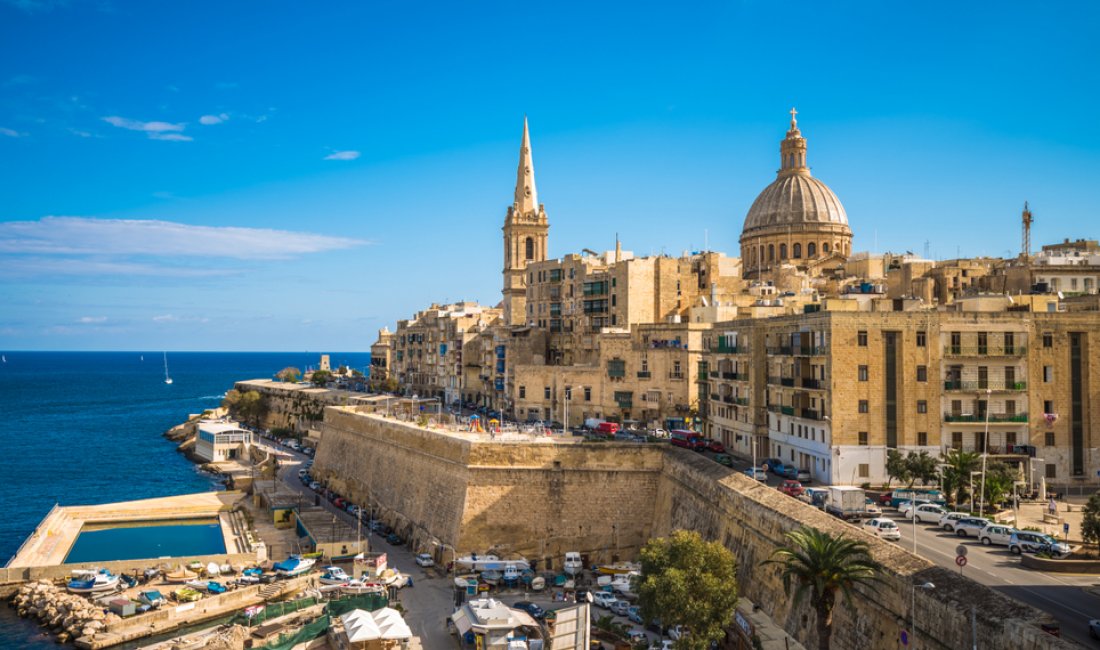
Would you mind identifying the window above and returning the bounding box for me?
[1045,431,1056,446]
[823,242,830,253]
[1006,431,1017,447]
[858,431,868,446]
[779,243,787,259]
[611,294,617,307]
[584,387,592,402]
[1044,400,1054,415]
[1044,366,1053,383]
[916,331,926,347]
[858,365,869,381]
[519,386,526,399]
[544,386,551,400]
[768,244,775,261]
[525,237,535,261]
[917,400,927,414]
[1043,333,1053,348]
[565,386,572,400]
[858,400,869,413]
[858,464,870,478]
[808,242,817,257]
[952,431,963,448]
[1046,464,1057,479]
[857,331,868,346]
[917,365,927,382]
[917,431,928,446]
[793,243,802,258]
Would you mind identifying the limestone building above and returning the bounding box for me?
[740,110,852,279]
[369,327,394,384]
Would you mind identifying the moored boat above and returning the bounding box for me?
[481,569,502,586]
[502,564,520,585]
[563,552,583,576]
[596,561,640,576]
[165,567,198,583]
[530,576,546,591]
[206,581,227,595]
[66,569,120,594]
[174,587,202,602]
[319,566,351,585]
[273,554,316,577]
[343,578,385,595]
[138,590,166,608]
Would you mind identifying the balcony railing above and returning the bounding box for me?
[710,393,721,401]
[712,342,746,353]
[780,377,795,387]
[948,443,1034,455]
[767,346,794,355]
[668,373,685,380]
[709,371,719,378]
[944,346,1028,357]
[800,409,822,421]
[734,396,749,406]
[943,380,1027,391]
[799,378,824,389]
[943,412,1029,423]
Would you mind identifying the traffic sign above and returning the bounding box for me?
[955,555,967,567]
[900,630,909,646]
[1064,522,1070,535]
[955,544,968,557]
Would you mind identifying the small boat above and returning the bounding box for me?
[186,561,203,571]
[481,569,502,586]
[454,553,500,570]
[66,569,120,594]
[219,563,233,575]
[205,562,221,576]
[520,568,535,585]
[206,581,227,595]
[552,574,568,587]
[242,567,263,578]
[273,554,316,577]
[319,566,351,585]
[597,575,612,587]
[185,579,209,591]
[138,590,166,608]
[163,352,173,385]
[502,564,520,586]
[597,562,640,576]
[143,568,160,582]
[563,552,583,576]
[342,579,384,595]
[530,576,546,591]
[174,587,202,602]
[120,573,139,588]
[165,567,198,583]
[379,568,402,586]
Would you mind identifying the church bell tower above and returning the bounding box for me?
[502,117,549,326]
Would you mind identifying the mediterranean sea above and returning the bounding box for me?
[0,351,370,648]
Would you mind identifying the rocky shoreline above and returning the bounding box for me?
[8,581,121,645]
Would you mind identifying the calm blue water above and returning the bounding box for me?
[64,520,226,564]
[0,351,369,647]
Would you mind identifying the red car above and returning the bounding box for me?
[778,480,804,497]
[707,439,726,453]
[877,492,893,506]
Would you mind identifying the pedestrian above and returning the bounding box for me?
[1049,497,1057,516]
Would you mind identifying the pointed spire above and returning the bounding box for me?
[514,116,538,214]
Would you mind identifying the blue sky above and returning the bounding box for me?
[1,1,1098,351]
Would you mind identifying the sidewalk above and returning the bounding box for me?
[997,501,1083,543]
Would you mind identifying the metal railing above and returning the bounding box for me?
[943,380,1027,391]
[943,346,1028,357]
[943,412,1029,423]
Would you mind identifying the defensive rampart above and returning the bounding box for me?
[311,406,1071,650]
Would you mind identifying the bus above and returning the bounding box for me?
[888,488,946,509]
[670,430,706,451]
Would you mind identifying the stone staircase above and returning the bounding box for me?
[258,583,283,600]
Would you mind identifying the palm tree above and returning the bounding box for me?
[764,527,882,650]
[941,449,981,507]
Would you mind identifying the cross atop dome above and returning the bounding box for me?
[790,107,798,128]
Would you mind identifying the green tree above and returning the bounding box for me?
[764,527,882,650]
[940,449,981,507]
[906,451,940,488]
[310,369,333,386]
[885,450,911,488]
[981,462,1019,509]
[382,376,399,393]
[1081,493,1100,551]
[223,389,266,426]
[351,368,364,378]
[638,530,739,650]
[276,366,301,383]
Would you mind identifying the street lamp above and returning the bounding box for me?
[969,471,982,511]
[912,581,934,649]
[978,388,992,518]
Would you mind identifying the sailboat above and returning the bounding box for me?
[163,352,173,384]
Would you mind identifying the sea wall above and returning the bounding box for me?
[311,407,1073,650]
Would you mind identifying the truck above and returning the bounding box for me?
[824,486,867,521]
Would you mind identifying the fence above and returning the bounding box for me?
[259,614,332,650]
[324,591,389,617]
[235,596,318,626]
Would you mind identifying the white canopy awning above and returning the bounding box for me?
[341,609,381,642]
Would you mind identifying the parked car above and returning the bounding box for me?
[938,512,971,532]
[763,458,784,474]
[863,518,902,541]
[386,532,404,545]
[512,601,546,620]
[779,480,803,497]
[650,428,669,438]
[627,605,644,624]
[863,499,882,516]
[795,469,812,483]
[1088,619,1100,639]
[297,469,308,478]
[779,466,799,480]
[668,625,687,641]
[713,453,734,467]
[877,491,894,506]
[1008,531,1071,557]
[979,524,1016,546]
[905,503,948,524]
[610,600,630,617]
[953,517,992,538]
[415,553,434,567]
[799,487,829,507]
[593,592,618,609]
[707,439,726,453]
[575,588,592,604]
[627,629,648,645]
[744,467,767,481]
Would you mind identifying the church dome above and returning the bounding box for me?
[742,172,847,233]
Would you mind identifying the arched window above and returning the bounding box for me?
[807,242,817,257]
[834,241,841,255]
[793,243,802,259]
[779,243,787,259]
[823,242,830,254]
[768,244,775,262]
[525,237,534,261]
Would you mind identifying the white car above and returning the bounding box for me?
[938,512,970,532]
[668,625,686,641]
[414,553,434,567]
[979,524,1016,546]
[954,517,991,538]
[862,518,902,541]
[744,467,767,481]
[906,503,948,524]
[593,592,618,609]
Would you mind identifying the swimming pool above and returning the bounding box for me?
[64,518,226,563]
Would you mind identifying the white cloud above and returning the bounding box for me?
[77,316,107,324]
[0,256,230,279]
[199,113,229,125]
[67,128,95,138]
[0,127,24,137]
[0,216,367,260]
[324,150,360,161]
[148,132,193,142]
[152,314,177,322]
[153,314,209,324]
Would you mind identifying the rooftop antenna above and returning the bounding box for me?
[1021,201,1033,262]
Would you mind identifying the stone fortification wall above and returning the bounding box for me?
[234,380,350,431]
[311,409,662,565]
[654,449,1072,650]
